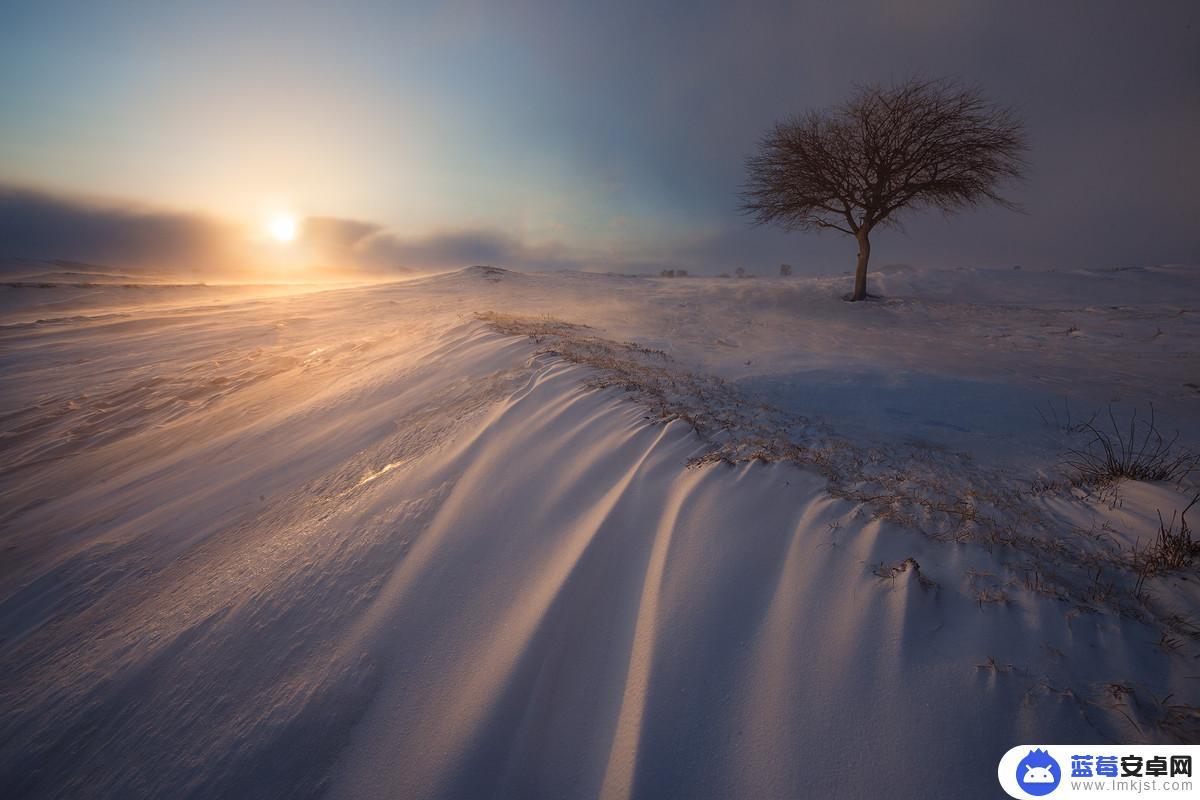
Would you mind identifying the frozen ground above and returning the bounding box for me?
[0,264,1198,798]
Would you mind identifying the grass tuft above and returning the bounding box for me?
[1062,404,1197,486]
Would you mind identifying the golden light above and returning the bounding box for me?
[268,214,298,243]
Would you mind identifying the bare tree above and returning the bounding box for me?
[779,263,793,277]
[741,78,1026,301]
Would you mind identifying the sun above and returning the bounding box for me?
[268,214,298,243]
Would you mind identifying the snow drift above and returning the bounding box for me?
[1,264,1197,798]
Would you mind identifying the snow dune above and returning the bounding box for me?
[0,265,1197,798]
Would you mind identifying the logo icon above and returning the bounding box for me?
[1016,749,1061,796]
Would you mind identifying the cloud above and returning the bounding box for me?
[0,185,239,276]
[0,186,607,278]
[1,184,997,280]
[302,216,591,273]
[0,185,649,278]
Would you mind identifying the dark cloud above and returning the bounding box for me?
[0,185,237,276]
[0,186,608,278]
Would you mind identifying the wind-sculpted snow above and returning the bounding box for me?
[0,265,1197,798]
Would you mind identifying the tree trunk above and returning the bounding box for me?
[850,230,871,301]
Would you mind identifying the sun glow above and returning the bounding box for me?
[268,214,298,243]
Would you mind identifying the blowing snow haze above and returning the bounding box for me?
[1,1,1197,278]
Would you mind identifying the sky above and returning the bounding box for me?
[1,0,1197,277]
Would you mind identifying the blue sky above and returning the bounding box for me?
[1,0,1197,275]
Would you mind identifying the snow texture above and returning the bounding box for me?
[1,263,1198,798]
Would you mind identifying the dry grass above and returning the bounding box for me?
[481,313,1055,556]
[1155,697,1200,742]
[1062,404,1198,486]
[975,656,1014,673]
[1147,493,1199,570]
[477,311,820,460]
[1132,494,1199,608]
[872,557,937,590]
[477,311,1198,640]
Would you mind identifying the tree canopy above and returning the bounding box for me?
[741,78,1027,299]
